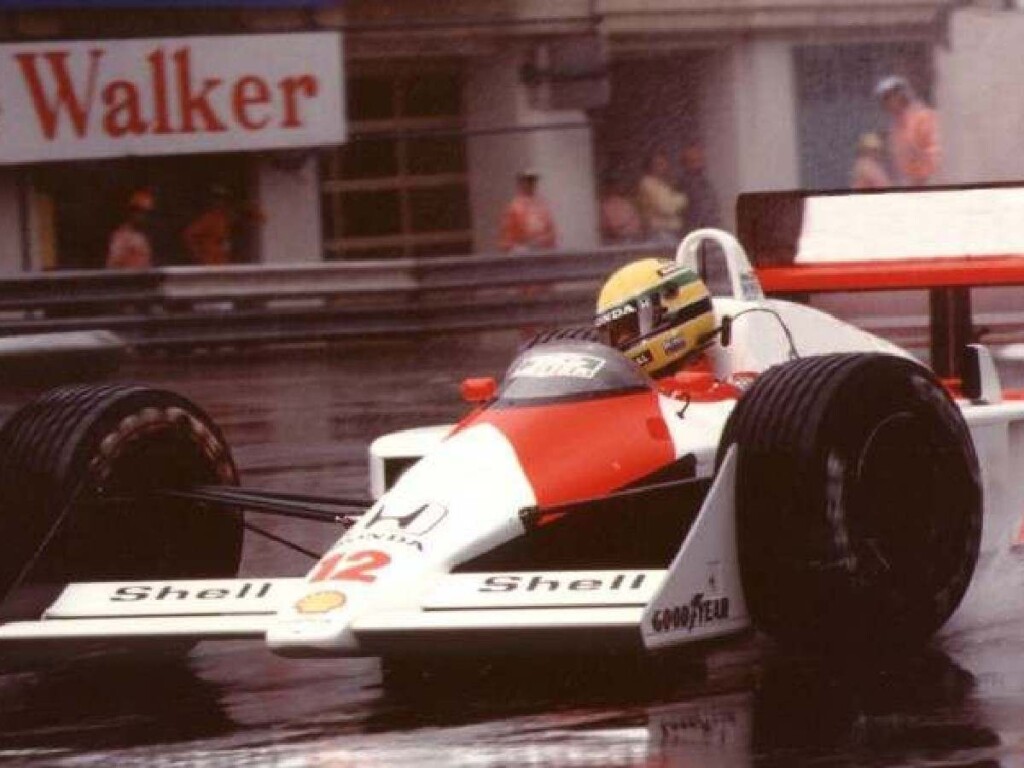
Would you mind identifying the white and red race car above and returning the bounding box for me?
[0,228,1017,662]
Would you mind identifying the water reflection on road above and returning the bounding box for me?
[0,333,1022,766]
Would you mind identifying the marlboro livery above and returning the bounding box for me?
[0,227,1021,666]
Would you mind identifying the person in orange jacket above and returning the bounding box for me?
[499,169,557,253]
[875,75,940,186]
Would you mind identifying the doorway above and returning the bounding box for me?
[32,153,254,270]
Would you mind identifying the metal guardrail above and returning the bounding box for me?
[7,244,1024,354]
[0,245,667,351]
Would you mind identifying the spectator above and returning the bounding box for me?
[106,189,155,270]
[499,169,557,253]
[599,174,644,244]
[850,132,892,189]
[183,185,235,266]
[677,141,722,234]
[874,75,940,186]
[637,151,687,244]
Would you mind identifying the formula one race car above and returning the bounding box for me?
[0,229,1016,662]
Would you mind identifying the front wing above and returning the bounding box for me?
[0,572,660,651]
[0,451,749,655]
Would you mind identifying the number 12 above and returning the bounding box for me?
[310,549,392,583]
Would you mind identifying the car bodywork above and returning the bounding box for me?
[1,229,1022,660]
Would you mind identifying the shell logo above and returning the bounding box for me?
[295,590,347,614]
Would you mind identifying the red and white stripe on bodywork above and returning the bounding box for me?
[467,390,691,514]
[271,388,731,656]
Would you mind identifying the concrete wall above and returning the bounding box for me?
[937,7,1024,185]
[0,171,23,274]
[734,41,801,194]
[465,47,599,253]
[699,40,800,229]
[699,49,740,230]
[255,154,323,263]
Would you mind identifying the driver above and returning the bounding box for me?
[594,258,716,377]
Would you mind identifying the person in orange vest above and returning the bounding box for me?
[499,169,557,253]
[874,75,940,186]
[106,189,156,270]
[183,185,235,266]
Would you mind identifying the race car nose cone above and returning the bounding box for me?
[266,609,361,657]
[266,583,364,657]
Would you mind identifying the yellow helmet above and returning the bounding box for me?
[595,258,715,375]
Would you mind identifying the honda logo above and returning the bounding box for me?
[364,501,448,537]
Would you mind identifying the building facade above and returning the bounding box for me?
[0,4,343,272]
[0,0,980,272]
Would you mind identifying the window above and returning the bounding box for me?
[321,65,472,260]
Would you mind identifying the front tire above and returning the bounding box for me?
[0,384,244,601]
[720,353,981,653]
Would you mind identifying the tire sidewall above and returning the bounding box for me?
[727,355,981,652]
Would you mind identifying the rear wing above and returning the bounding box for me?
[738,182,1024,271]
[738,183,1024,376]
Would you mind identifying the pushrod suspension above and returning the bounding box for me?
[156,485,369,525]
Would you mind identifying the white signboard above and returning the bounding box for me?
[0,32,346,164]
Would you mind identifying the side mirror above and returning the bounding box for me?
[460,377,497,404]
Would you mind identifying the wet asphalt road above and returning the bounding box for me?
[2,334,1024,766]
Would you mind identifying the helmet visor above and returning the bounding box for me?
[595,300,642,348]
[595,295,672,349]
[596,293,712,351]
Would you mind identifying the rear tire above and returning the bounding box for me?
[719,353,981,653]
[0,384,243,601]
